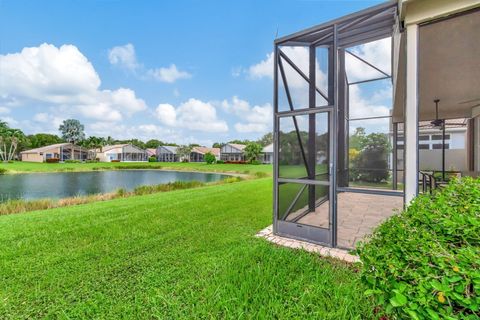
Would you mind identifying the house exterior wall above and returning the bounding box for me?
[419,149,467,172]
[21,153,44,162]
[220,144,245,161]
[156,146,179,162]
[263,152,273,164]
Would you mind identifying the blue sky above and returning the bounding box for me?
[0,0,387,146]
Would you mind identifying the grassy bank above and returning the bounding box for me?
[0,179,374,319]
[0,161,272,175]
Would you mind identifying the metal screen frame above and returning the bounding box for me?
[273,0,401,248]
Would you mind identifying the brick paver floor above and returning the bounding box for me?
[286,191,403,249]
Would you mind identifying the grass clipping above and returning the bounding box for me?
[0,176,243,215]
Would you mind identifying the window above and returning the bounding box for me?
[432,134,450,140]
[419,144,429,150]
[433,144,449,149]
[419,135,430,141]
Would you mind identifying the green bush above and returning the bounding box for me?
[64,159,80,163]
[204,152,216,164]
[254,171,269,178]
[0,168,7,175]
[357,177,480,320]
[250,160,261,165]
[148,156,157,162]
[133,181,204,195]
[216,160,225,164]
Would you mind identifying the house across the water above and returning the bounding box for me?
[190,147,220,162]
[146,148,157,159]
[262,143,273,164]
[96,144,148,162]
[220,143,246,162]
[156,146,179,162]
[20,143,88,162]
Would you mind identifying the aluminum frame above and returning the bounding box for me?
[273,1,400,248]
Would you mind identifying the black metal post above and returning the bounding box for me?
[442,121,446,181]
[308,45,316,212]
[393,122,398,190]
[337,49,347,187]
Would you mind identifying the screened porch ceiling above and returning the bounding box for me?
[393,8,480,122]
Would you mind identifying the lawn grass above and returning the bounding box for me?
[0,178,374,319]
[0,161,272,175]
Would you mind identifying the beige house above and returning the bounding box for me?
[96,144,148,162]
[20,143,88,162]
[220,143,246,162]
[262,143,273,164]
[190,146,220,162]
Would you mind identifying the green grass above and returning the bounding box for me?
[0,178,373,319]
[0,161,272,176]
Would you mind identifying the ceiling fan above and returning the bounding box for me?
[430,99,444,128]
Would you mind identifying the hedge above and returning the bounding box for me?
[357,177,480,319]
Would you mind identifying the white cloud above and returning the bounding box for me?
[221,96,272,133]
[108,43,138,71]
[0,107,10,114]
[231,66,243,78]
[0,43,147,122]
[33,113,49,122]
[247,47,328,108]
[148,64,192,83]
[0,116,18,127]
[107,43,191,84]
[248,52,273,79]
[155,98,228,133]
[345,37,391,82]
[155,103,177,126]
[234,123,268,133]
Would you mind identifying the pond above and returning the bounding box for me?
[0,170,227,202]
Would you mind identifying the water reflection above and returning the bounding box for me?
[0,170,226,202]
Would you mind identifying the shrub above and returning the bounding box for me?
[220,176,242,184]
[46,158,59,163]
[204,152,216,164]
[357,177,480,320]
[250,160,261,165]
[133,181,204,195]
[254,171,269,178]
[216,160,224,164]
[148,156,157,162]
[64,159,80,163]
[0,168,6,175]
[85,159,99,163]
[225,161,247,164]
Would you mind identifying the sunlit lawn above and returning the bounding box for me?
[0,178,374,319]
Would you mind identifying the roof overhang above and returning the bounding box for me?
[393,7,480,122]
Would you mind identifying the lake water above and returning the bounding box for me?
[0,170,227,202]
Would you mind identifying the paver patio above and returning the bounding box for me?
[285,191,403,249]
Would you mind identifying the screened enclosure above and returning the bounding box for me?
[273,1,404,249]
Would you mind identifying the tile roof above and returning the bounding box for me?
[192,146,220,156]
[262,143,273,153]
[228,143,246,151]
[20,143,76,154]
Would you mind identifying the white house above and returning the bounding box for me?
[96,144,148,162]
